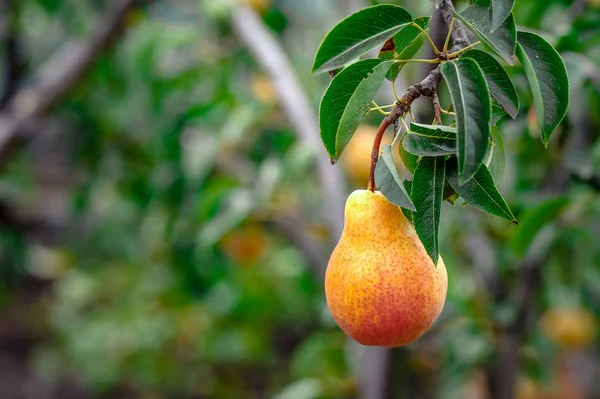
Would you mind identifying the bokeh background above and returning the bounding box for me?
[0,0,598,398]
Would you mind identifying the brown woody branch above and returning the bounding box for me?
[367,0,469,191]
[392,0,469,117]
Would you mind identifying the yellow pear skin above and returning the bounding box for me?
[325,190,448,347]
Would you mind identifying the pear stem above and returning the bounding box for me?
[367,116,392,192]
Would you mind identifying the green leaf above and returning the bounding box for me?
[319,59,392,161]
[461,48,519,118]
[375,145,416,211]
[516,31,570,147]
[483,137,494,166]
[410,123,457,137]
[398,132,419,174]
[510,197,569,257]
[491,103,508,125]
[446,157,516,223]
[379,17,430,81]
[401,180,415,222]
[403,123,457,156]
[441,58,491,183]
[412,156,445,265]
[311,5,412,74]
[491,0,515,33]
[488,126,505,184]
[455,0,516,65]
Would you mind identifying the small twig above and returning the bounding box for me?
[447,41,481,58]
[408,108,416,121]
[440,0,470,49]
[443,18,455,53]
[394,58,440,64]
[371,102,396,110]
[367,117,391,192]
[392,79,401,102]
[370,101,392,116]
[399,116,410,134]
[366,0,469,192]
[410,22,440,55]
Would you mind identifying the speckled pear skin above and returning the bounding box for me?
[325,190,447,347]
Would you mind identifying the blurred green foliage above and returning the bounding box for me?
[0,0,598,398]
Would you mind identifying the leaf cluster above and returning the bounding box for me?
[312,0,570,263]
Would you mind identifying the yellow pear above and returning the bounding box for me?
[539,307,597,349]
[325,190,447,347]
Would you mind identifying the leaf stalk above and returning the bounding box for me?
[410,22,440,55]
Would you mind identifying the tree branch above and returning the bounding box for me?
[0,0,140,164]
[489,170,568,399]
[391,0,468,118]
[489,110,596,398]
[368,0,469,183]
[231,6,347,247]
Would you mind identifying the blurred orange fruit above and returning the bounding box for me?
[539,307,597,349]
[250,73,278,106]
[220,224,268,265]
[342,125,399,186]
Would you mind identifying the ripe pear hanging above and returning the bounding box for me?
[325,190,447,347]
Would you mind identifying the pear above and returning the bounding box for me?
[325,190,447,347]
